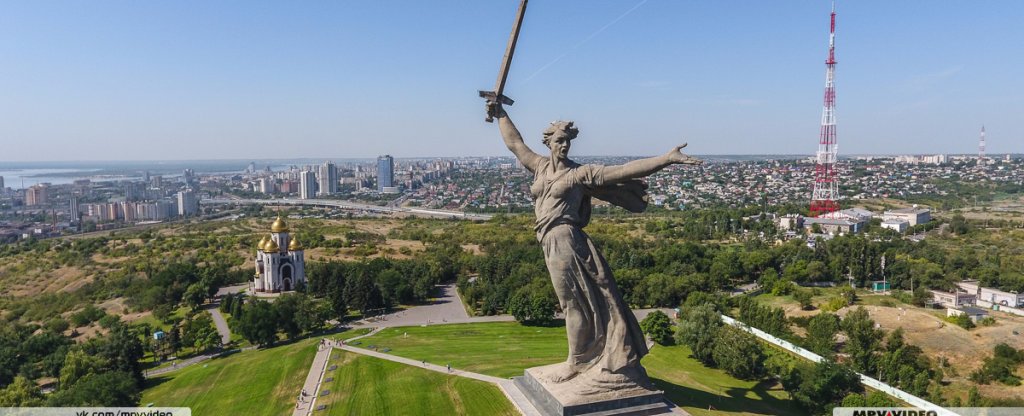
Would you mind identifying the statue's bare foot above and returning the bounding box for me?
[544,363,580,383]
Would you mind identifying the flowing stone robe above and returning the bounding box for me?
[530,158,652,395]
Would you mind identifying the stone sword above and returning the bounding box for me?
[479,0,528,122]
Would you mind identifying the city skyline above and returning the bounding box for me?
[2,1,1023,161]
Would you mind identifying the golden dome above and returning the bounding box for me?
[271,216,289,233]
[288,237,304,251]
[263,237,280,252]
[257,236,268,250]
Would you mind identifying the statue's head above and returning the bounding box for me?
[542,120,578,160]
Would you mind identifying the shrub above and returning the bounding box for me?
[639,311,674,346]
[945,313,975,329]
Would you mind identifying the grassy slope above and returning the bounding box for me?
[318,350,516,416]
[141,335,326,415]
[361,322,804,415]
[644,344,804,416]
[356,322,568,378]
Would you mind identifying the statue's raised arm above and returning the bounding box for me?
[487,102,543,173]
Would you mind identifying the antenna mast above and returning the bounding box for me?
[979,125,986,161]
[810,1,840,217]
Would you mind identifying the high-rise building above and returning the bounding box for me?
[183,169,196,186]
[69,197,80,222]
[317,161,338,196]
[143,171,150,183]
[0,176,4,190]
[377,155,394,192]
[151,175,163,188]
[259,177,275,194]
[125,182,145,202]
[25,184,49,206]
[177,189,198,217]
[299,170,316,200]
[248,162,257,174]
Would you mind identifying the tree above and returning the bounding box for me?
[87,324,144,384]
[529,293,556,325]
[296,297,332,334]
[183,282,208,309]
[59,349,109,388]
[506,290,531,323]
[507,287,555,325]
[234,300,278,347]
[794,290,814,310]
[967,386,983,407]
[711,325,765,380]
[806,312,840,358]
[866,391,897,407]
[674,304,721,365]
[167,323,182,354]
[841,393,866,407]
[639,311,674,346]
[0,376,44,406]
[842,307,882,373]
[47,371,140,406]
[791,361,862,415]
[274,294,303,339]
[182,313,221,352]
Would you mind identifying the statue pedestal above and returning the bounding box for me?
[513,363,671,416]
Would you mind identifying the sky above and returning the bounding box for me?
[1,1,1022,162]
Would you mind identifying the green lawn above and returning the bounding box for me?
[141,333,342,415]
[644,344,804,416]
[129,305,190,333]
[143,321,803,416]
[316,350,517,416]
[362,322,804,415]
[356,322,568,378]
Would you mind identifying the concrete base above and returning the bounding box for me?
[513,366,671,416]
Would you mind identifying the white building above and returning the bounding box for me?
[881,219,909,233]
[930,289,976,308]
[177,189,198,217]
[777,214,804,231]
[253,217,306,293]
[957,280,1024,308]
[317,161,338,196]
[804,216,865,235]
[299,170,316,200]
[947,306,988,323]
[883,207,931,226]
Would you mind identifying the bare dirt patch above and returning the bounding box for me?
[461,244,482,255]
[833,304,1024,399]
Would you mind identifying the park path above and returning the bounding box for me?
[205,306,232,345]
[296,328,384,416]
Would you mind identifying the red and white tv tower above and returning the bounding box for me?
[810,1,840,217]
[979,125,986,160]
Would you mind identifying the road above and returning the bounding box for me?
[201,198,493,221]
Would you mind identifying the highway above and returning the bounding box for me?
[200,198,493,221]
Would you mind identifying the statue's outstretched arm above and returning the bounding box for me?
[490,103,543,173]
[603,144,702,183]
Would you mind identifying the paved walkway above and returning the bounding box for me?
[296,328,384,416]
[292,342,333,416]
[349,284,476,328]
[206,306,232,345]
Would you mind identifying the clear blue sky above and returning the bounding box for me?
[1,1,1021,161]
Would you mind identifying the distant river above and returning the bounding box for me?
[0,168,140,190]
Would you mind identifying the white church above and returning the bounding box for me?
[252,216,306,293]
